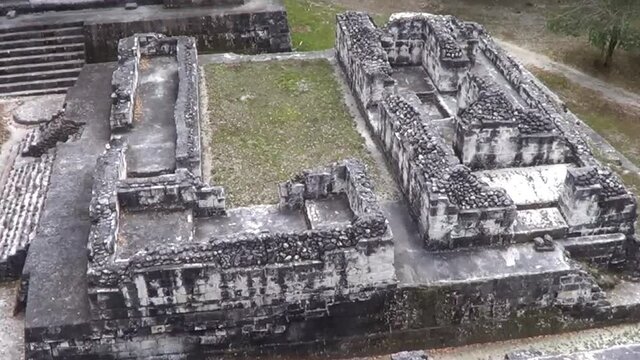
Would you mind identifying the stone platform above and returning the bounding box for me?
[7,10,640,360]
[0,0,291,62]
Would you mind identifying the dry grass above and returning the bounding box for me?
[204,60,384,207]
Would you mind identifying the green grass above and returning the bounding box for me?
[284,0,389,51]
[204,60,383,207]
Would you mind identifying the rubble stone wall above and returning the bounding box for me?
[21,110,83,158]
[454,74,571,170]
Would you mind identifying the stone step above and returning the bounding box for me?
[560,233,627,268]
[0,43,85,59]
[0,51,85,67]
[0,22,84,35]
[0,27,83,42]
[0,67,82,84]
[0,59,85,76]
[0,87,69,98]
[0,77,77,95]
[0,35,85,51]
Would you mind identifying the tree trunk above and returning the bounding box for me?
[603,30,620,67]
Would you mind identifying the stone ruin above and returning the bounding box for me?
[0,9,638,360]
[336,12,636,257]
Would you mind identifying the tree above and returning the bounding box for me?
[548,0,640,67]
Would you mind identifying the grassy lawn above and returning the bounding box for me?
[530,67,640,214]
[284,0,388,52]
[204,60,384,207]
[284,0,640,93]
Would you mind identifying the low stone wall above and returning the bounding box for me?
[109,36,139,131]
[559,166,636,239]
[109,33,203,175]
[83,6,291,63]
[278,160,387,232]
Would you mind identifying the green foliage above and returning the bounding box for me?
[548,0,640,66]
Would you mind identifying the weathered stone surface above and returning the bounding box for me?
[12,95,65,125]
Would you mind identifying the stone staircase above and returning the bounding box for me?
[0,21,85,97]
[0,152,55,280]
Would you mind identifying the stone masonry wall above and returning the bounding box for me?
[83,8,292,63]
[26,259,613,359]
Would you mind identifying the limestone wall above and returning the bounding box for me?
[336,12,394,114]
[26,261,615,359]
[83,8,292,63]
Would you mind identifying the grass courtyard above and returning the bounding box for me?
[204,59,385,207]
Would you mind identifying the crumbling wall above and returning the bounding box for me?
[559,166,636,238]
[117,169,225,215]
[336,12,394,114]
[278,160,387,233]
[87,138,127,265]
[454,74,570,170]
[109,36,139,131]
